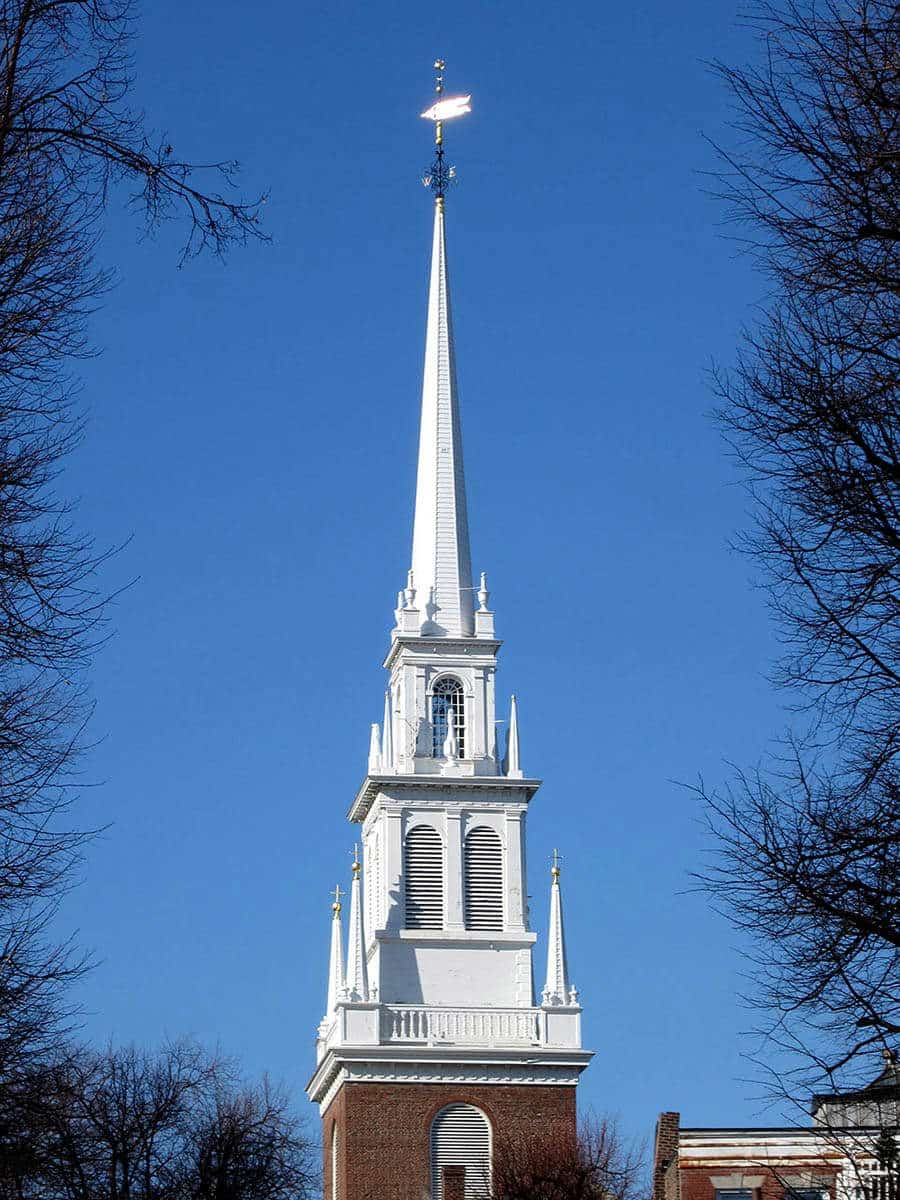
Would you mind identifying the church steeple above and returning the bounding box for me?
[409,197,474,638]
[308,70,591,1199]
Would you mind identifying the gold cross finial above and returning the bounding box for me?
[551,848,562,879]
[331,884,344,913]
[351,844,361,877]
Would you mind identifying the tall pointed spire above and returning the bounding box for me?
[542,851,575,1007]
[345,849,369,1002]
[368,722,381,773]
[325,886,345,1015]
[506,694,523,778]
[410,198,474,637]
[381,690,394,772]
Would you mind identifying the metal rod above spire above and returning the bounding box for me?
[421,59,471,201]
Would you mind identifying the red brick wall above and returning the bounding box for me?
[322,1081,578,1200]
[679,1164,839,1200]
[652,1113,681,1200]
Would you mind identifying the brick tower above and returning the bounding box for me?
[306,64,592,1200]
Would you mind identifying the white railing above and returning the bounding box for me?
[381,1005,542,1046]
[849,1168,898,1200]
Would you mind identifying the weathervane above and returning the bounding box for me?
[421,59,471,202]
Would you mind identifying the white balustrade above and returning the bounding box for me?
[380,1005,542,1046]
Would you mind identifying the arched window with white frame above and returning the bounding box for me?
[464,826,504,931]
[429,1103,491,1200]
[432,676,466,758]
[403,824,443,929]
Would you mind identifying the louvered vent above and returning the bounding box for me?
[464,826,504,931]
[430,1104,491,1200]
[404,825,443,929]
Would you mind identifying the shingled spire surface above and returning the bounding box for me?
[410,199,474,638]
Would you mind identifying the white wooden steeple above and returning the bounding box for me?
[308,74,590,1116]
[410,198,474,638]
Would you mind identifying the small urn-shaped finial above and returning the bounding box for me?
[404,569,417,609]
[477,571,490,612]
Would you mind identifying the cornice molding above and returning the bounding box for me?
[349,774,541,822]
[308,1049,590,1111]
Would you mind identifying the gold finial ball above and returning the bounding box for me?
[434,58,445,70]
[352,859,361,878]
[551,865,561,880]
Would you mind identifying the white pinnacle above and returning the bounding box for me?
[543,857,573,1007]
[345,857,369,1003]
[506,694,523,778]
[381,691,394,772]
[325,890,345,1015]
[368,723,381,773]
[409,199,474,638]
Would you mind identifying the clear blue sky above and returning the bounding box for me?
[57,0,796,1153]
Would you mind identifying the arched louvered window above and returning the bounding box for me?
[432,676,466,758]
[404,825,443,929]
[430,1103,491,1200]
[331,1123,339,1200]
[464,826,504,931]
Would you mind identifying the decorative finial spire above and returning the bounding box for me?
[506,694,523,778]
[478,571,490,612]
[542,850,576,1008]
[368,723,382,773]
[404,569,417,609]
[325,885,346,1015]
[420,59,471,202]
[345,846,370,1002]
[409,115,474,638]
[382,690,394,772]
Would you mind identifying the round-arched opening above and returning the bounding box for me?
[430,1103,492,1199]
[432,676,466,758]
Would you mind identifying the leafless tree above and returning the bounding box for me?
[0,0,265,1084]
[489,1116,647,1200]
[696,0,900,1101]
[0,1040,316,1199]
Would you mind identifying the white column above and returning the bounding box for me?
[504,810,527,932]
[383,809,403,933]
[445,810,464,930]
